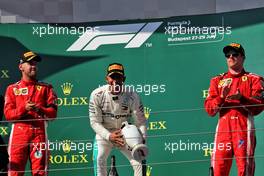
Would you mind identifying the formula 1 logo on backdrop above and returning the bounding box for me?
[67,22,162,51]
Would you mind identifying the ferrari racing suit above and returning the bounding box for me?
[89,85,147,176]
[204,70,264,176]
[4,79,57,176]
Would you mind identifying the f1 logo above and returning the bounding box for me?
[67,22,162,51]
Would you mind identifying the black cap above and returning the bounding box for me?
[107,63,125,76]
[20,51,41,64]
[223,43,245,56]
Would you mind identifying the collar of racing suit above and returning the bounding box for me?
[107,84,124,100]
[227,69,246,78]
[20,79,37,86]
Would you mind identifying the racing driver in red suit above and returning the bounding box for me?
[204,43,264,176]
[4,51,57,176]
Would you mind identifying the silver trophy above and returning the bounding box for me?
[121,121,148,161]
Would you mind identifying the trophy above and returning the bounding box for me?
[121,121,148,161]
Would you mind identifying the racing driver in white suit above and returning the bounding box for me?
[89,63,147,176]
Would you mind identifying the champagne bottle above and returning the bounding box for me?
[108,155,119,176]
[209,166,214,176]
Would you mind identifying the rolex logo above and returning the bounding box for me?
[62,140,72,153]
[146,165,152,176]
[61,82,73,96]
[57,82,88,107]
[144,107,151,119]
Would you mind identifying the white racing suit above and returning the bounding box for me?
[89,85,147,176]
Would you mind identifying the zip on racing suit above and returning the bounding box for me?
[4,79,57,176]
[89,85,147,176]
[204,70,264,176]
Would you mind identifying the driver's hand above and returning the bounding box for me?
[109,129,125,147]
[25,101,36,111]
[226,89,242,101]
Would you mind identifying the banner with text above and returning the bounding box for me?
[1,8,264,176]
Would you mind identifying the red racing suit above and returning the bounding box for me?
[4,79,57,176]
[204,70,264,176]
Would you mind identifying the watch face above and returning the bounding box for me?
[34,150,43,159]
